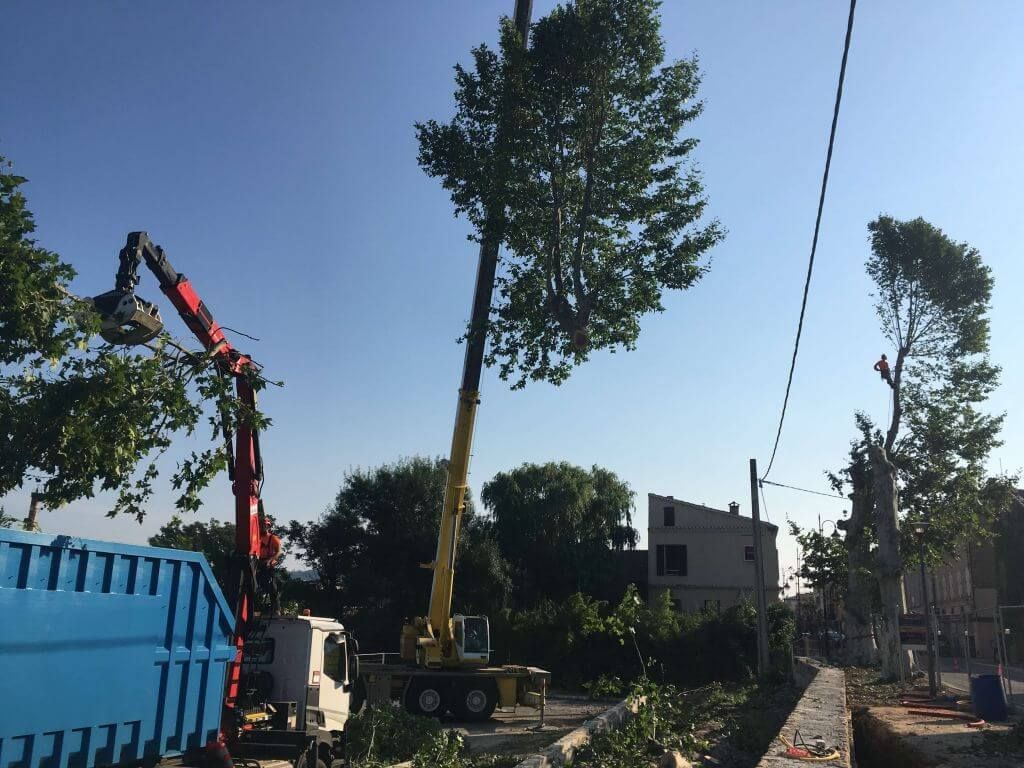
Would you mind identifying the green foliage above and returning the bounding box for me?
[570,679,796,767]
[287,457,512,650]
[149,514,309,612]
[582,673,628,699]
[345,705,441,765]
[289,457,640,647]
[149,515,237,584]
[788,521,848,597]
[411,730,466,768]
[0,506,16,528]
[843,215,1013,564]
[493,585,793,690]
[867,215,993,363]
[417,0,723,388]
[482,461,637,606]
[0,157,273,520]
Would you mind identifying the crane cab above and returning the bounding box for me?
[453,614,490,665]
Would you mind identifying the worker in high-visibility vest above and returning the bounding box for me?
[874,354,894,388]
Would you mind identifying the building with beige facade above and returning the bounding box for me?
[647,493,779,613]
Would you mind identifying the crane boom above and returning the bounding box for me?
[93,232,271,731]
[406,0,533,670]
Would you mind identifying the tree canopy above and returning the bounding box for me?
[286,457,512,650]
[788,521,848,596]
[482,461,636,606]
[834,215,1012,669]
[417,0,723,388]
[0,157,270,520]
[858,214,1010,559]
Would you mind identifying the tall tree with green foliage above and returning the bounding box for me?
[835,215,1011,674]
[0,157,270,521]
[417,0,723,388]
[481,461,636,606]
[287,457,512,650]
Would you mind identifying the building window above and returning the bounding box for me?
[656,544,687,577]
[663,506,676,526]
[704,599,721,613]
[744,545,755,562]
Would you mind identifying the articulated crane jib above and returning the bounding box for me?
[93,232,359,766]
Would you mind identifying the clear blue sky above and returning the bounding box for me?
[2,1,1021,584]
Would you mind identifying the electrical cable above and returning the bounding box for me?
[760,479,848,501]
[759,480,772,523]
[762,0,857,481]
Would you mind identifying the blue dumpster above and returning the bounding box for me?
[970,673,1008,722]
[0,528,236,768]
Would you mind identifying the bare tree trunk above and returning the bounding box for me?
[843,457,877,665]
[869,443,912,680]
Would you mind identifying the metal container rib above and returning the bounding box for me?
[0,529,235,768]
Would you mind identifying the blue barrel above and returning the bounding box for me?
[970,673,1008,721]
[0,528,236,768]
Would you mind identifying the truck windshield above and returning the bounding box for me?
[462,616,488,655]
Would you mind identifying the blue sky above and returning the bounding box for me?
[2,1,1021,585]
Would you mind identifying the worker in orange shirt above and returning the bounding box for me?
[257,529,283,614]
[874,354,894,388]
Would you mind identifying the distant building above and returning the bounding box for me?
[647,493,779,613]
[904,490,1024,661]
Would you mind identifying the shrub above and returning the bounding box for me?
[346,705,441,765]
[494,585,795,690]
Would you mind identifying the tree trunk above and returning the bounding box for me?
[843,458,877,665]
[869,443,912,680]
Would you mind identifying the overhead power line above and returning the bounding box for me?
[760,478,848,501]
[762,0,858,480]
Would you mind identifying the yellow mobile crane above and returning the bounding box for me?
[358,0,549,722]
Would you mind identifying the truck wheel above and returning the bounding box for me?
[452,679,498,722]
[405,679,446,717]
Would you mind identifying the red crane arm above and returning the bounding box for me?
[99,231,271,729]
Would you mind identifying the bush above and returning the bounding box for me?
[346,705,440,765]
[493,585,795,690]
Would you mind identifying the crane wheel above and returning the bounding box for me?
[405,679,447,718]
[452,679,498,722]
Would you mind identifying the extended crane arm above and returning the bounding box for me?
[407,0,533,670]
[93,231,271,730]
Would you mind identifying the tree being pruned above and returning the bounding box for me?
[0,158,273,521]
[833,215,1014,673]
[417,0,723,388]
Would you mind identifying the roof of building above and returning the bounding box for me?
[648,492,778,532]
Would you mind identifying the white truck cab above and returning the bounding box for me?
[237,615,357,762]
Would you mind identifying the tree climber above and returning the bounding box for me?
[874,354,894,388]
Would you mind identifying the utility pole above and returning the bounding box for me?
[24,491,43,532]
[912,522,937,697]
[749,459,771,677]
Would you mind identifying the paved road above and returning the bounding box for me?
[457,694,614,754]
[934,656,1024,706]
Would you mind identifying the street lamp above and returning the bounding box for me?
[912,521,937,697]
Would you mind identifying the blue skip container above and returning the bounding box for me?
[0,528,236,768]
[970,673,1008,722]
